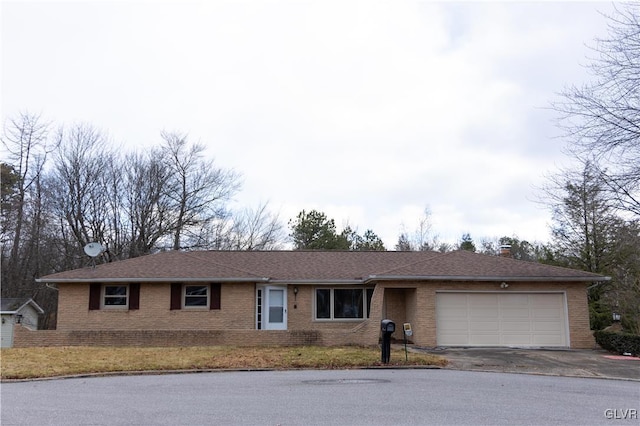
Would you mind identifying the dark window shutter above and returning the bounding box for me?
[129,283,140,310]
[89,283,101,310]
[170,283,182,310]
[210,283,221,310]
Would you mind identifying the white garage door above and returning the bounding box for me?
[436,292,568,347]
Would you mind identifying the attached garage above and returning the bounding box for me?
[436,292,568,347]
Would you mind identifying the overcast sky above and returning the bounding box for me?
[1,1,615,249]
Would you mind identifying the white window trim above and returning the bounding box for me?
[314,287,374,321]
[101,284,129,310]
[182,284,210,309]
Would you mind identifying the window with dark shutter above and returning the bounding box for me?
[89,283,101,310]
[129,283,140,310]
[184,285,208,307]
[170,283,181,310]
[210,283,221,310]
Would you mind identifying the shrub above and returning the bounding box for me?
[589,300,612,330]
[594,330,640,356]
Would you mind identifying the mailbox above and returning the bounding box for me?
[380,319,395,364]
[381,319,395,333]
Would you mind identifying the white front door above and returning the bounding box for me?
[257,286,287,330]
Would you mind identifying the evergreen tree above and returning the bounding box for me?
[289,210,349,250]
[459,233,476,252]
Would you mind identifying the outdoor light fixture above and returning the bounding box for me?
[612,312,621,322]
[500,282,509,289]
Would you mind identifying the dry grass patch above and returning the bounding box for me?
[1,346,447,380]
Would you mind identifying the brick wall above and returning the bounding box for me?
[41,280,594,349]
[57,283,257,331]
[565,282,594,349]
[12,325,372,347]
[42,282,377,348]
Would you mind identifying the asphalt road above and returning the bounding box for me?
[2,369,638,425]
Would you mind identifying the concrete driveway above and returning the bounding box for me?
[409,346,640,381]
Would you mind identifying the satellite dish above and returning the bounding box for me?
[84,242,104,258]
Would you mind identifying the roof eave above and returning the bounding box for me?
[268,279,364,285]
[0,299,45,315]
[36,275,611,284]
[35,277,270,284]
[365,275,610,283]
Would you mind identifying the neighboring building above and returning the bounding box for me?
[32,250,608,349]
[1,298,44,348]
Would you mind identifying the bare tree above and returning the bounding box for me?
[1,113,55,293]
[160,132,241,250]
[553,3,640,217]
[101,154,126,261]
[47,123,114,267]
[395,207,444,251]
[1,113,61,327]
[197,203,285,250]
[226,203,285,250]
[122,149,173,257]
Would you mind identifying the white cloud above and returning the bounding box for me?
[1,1,615,249]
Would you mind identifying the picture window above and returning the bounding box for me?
[315,288,374,320]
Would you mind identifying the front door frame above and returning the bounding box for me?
[256,285,287,330]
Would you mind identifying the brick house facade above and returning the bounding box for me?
[25,250,606,349]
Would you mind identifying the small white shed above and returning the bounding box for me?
[1,298,44,348]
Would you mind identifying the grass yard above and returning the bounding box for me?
[0,346,447,380]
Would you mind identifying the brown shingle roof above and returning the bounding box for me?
[373,250,605,281]
[37,250,607,283]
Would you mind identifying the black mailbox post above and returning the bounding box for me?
[380,319,395,364]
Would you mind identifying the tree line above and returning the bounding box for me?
[1,118,284,327]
